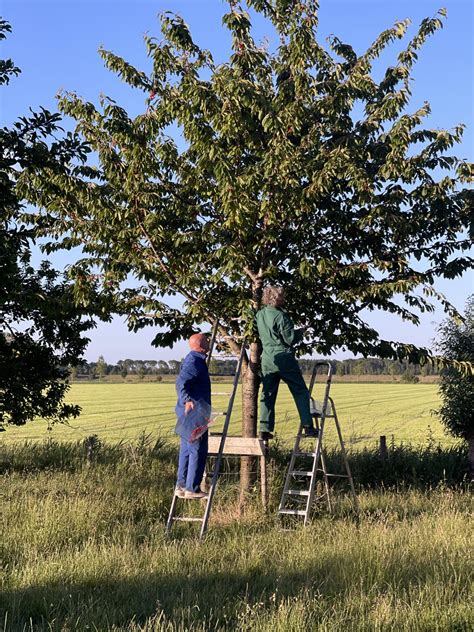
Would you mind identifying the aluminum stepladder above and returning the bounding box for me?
[166,324,247,539]
[278,360,358,524]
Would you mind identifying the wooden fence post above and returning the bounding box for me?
[260,453,268,513]
[379,435,388,461]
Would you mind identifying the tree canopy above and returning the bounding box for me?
[436,295,474,470]
[19,1,473,371]
[0,20,94,427]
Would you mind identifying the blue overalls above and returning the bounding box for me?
[175,351,211,492]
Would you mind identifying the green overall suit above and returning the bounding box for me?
[256,306,313,433]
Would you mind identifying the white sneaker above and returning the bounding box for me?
[184,489,207,499]
[175,485,186,498]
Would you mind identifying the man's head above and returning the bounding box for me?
[189,333,210,354]
[262,286,285,307]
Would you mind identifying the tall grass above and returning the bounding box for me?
[0,439,472,631]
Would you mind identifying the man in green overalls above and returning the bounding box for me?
[256,286,318,440]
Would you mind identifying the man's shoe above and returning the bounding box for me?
[184,489,208,499]
[175,485,186,498]
[303,426,319,438]
[259,431,274,441]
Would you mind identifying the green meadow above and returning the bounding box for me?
[0,439,472,632]
[4,379,470,630]
[2,382,450,448]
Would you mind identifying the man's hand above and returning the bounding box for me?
[184,401,195,415]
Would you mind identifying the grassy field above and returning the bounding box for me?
[2,382,450,449]
[0,441,472,631]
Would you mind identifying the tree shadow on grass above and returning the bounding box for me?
[1,543,463,631]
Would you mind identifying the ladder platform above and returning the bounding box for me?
[287,490,310,496]
[208,436,267,456]
[279,508,307,516]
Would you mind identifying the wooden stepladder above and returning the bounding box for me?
[166,323,268,539]
[278,360,358,524]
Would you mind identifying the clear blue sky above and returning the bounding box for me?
[2,0,473,362]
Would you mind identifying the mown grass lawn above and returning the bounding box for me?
[2,382,449,449]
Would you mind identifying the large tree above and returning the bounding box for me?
[19,2,473,467]
[0,20,95,428]
[436,296,474,475]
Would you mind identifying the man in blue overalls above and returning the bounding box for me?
[175,333,211,499]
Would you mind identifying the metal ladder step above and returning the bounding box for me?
[289,470,312,476]
[311,413,335,418]
[294,451,317,457]
[173,516,204,522]
[279,508,307,516]
[286,489,310,496]
[316,470,349,478]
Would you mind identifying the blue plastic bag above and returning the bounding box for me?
[174,399,216,443]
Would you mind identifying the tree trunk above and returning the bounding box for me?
[239,339,261,508]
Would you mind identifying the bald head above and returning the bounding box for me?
[189,333,210,354]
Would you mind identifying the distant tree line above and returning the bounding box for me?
[299,358,440,378]
[72,356,440,380]
[72,356,182,379]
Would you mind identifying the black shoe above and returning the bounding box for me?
[303,426,319,438]
[259,431,274,441]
